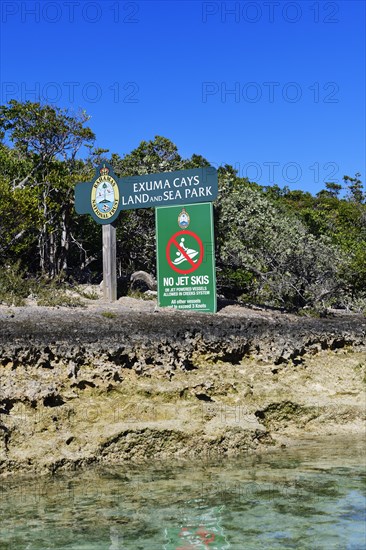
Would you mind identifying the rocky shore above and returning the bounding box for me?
[0,299,365,477]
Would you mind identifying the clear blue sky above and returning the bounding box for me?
[0,0,365,193]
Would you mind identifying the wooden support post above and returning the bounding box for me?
[102,224,117,302]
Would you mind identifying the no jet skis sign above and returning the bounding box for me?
[156,203,216,313]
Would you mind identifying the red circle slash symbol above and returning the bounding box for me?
[166,230,204,274]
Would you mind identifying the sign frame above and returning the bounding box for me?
[75,165,218,225]
[156,202,217,313]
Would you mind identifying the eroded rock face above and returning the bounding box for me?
[0,306,365,476]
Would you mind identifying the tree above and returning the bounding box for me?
[216,174,343,309]
[111,136,184,177]
[0,100,94,173]
[0,100,95,276]
[344,173,364,203]
[324,182,343,198]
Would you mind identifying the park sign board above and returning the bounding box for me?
[156,202,216,313]
[74,163,218,225]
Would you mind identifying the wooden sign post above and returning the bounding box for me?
[102,224,117,302]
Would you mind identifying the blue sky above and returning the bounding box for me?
[0,0,365,194]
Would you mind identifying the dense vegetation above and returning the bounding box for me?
[0,101,365,312]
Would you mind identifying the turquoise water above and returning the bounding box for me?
[0,438,365,549]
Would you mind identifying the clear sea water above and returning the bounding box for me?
[0,438,365,549]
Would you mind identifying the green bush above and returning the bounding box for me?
[0,264,84,307]
[0,262,30,306]
[216,178,343,310]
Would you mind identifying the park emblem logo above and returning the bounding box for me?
[91,164,120,221]
[177,207,190,228]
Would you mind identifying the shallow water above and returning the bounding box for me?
[1,438,365,549]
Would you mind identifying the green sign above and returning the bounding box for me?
[156,203,216,313]
[75,163,218,225]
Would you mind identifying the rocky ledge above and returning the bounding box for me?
[0,301,365,477]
